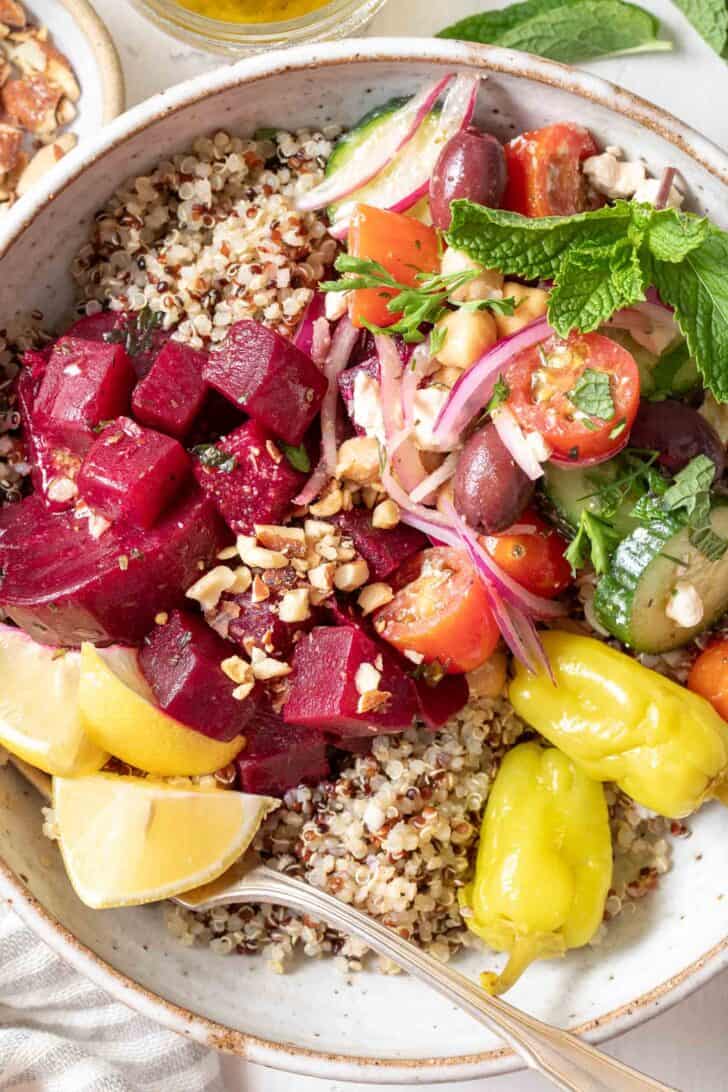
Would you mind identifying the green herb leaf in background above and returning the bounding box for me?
[565,510,622,574]
[671,0,728,55]
[279,441,311,473]
[438,0,672,62]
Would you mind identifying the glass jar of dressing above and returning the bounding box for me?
[129,0,389,55]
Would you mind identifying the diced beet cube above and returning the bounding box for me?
[140,610,256,742]
[186,389,246,448]
[331,508,427,581]
[67,311,171,379]
[67,311,122,342]
[0,486,229,646]
[22,346,52,377]
[193,419,304,534]
[237,700,329,795]
[413,672,469,730]
[17,364,81,511]
[283,624,417,739]
[132,340,208,439]
[338,357,380,434]
[204,320,327,445]
[33,336,135,454]
[78,416,191,529]
[227,569,317,658]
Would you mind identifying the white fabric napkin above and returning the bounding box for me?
[0,904,225,1091]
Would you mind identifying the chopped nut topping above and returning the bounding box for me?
[186,565,236,611]
[255,523,307,558]
[45,475,77,502]
[0,121,22,173]
[308,561,336,592]
[236,534,288,570]
[334,558,370,593]
[335,436,381,485]
[355,661,382,696]
[232,681,255,702]
[303,518,332,542]
[309,486,343,518]
[0,1,27,28]
[229,565,252,594]
[358,582,394,616]
[372,498,400,530]
[217,545,239,560]
[154,612,169,626]
[250,647,292,680]
[356,689,392,715]
[221,655,255,685]
[251,574,270,603]
[279,587,311,623]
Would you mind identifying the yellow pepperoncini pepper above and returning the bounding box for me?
[460,740,612,996]
[510,631,728,819]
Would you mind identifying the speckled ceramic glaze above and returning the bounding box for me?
[0,39,727,1085]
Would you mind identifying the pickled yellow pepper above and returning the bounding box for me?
[460,741,612,996]
[510,631,728,819]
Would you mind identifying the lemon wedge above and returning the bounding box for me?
[79,643,246,777]
[0,625,107,777]
[53,772,278,908]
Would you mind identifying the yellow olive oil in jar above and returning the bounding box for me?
[173,0,332,21]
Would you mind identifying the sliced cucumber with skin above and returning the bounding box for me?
[543,458,642,539]
[593,506,728,653]
[606,329,700,400]
[325,97,408,197]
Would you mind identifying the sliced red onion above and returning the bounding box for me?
[441,500,565,620]
[432,317,554,449]
[381,463,451,529]
[402,341,435,430]
[327,74,480,237]
[293,291,327,355]
[297,76,453,213]
[491,406,545,481]
[293,315,360,506]
[655,166,678,211]
[376,334,428,494]
[311,317,331,366]
[409,451,459,505]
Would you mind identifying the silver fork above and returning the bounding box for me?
[177,853,676,1092]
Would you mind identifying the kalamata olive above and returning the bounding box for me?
[454,422,534,533]
[430,129,507,230]
[629,399,726,479]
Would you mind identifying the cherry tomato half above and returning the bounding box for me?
[688,639,728,721]
[503,123,600,218]
[505,332,641,463]
[483,510,572,599]
[347,204,440,329]
[373,546,500,674]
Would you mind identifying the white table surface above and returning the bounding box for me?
[93,2,728,1089]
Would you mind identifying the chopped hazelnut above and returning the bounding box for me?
[255,523,307,558]
[309,486,343,517]
[221,655,255,685]
[250,647,292,680]
[308,561,336,592]
[358,582,394,616]
[251,574,270,603]
[372,498,400,530]
[236,534,287,569]
[278,587,311,623]
[186,565,236,612]
[335,436,380,485]
[355,661,382,696]
[334,558,370,593]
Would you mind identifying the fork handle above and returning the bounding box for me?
[236,866,675,1092]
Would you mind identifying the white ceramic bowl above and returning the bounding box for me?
[1,38,727,1085]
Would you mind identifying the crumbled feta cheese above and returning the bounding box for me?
[351,371,386,443]
[583,152,646,200]
[324,290,349,322]
[355,661,382,696]
[413,386,451,451]
[633,177,684,209]
[666,582,704,628]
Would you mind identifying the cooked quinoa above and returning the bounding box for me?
[71,127,339,347]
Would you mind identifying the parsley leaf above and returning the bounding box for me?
[485,374,510,416]
[279,441,311,473]
[191,444,237,473]
[568,368,615,420]
[565,510,622,575]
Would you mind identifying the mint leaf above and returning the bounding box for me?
[565,510,621,575]
[651,231,728,402]
[446,200,634,282]
[568,368,615,420]
[649,339,693,400]
[548,239,645,335]
[671,0,728,54]
[661,454,715,522]
[437,0,670,62]
[279,441,311,473]
[645,209,710,263]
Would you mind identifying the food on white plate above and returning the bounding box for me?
[1,77,727,987]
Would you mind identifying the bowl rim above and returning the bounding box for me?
[1,35,728,1084]
[59,0,126,123]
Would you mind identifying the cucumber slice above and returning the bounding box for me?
[593,507,728,653]
[606,329,700,400]
[543,458,642,538]
[325,97,408,189]
[606,329,659,398]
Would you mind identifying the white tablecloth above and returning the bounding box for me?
[3,1,728,1088]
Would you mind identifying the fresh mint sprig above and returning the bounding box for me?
[446,199,728,401]
[320,254,516,344]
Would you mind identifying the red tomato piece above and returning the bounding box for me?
[373,546,500,674]
[347,204,440,329]
[688,639,728,721]
[504,332,640,463]
[483,510,571,599]
[503,123,600,218]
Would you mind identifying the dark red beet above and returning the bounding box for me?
[186,389,246,447]
[338,357,380,435]
[67,312,122,342]
[193,419,304,534]
[17,364,81,511]
[33,336,136,455]
[0,486,229,646]
[67,311,170,379]
[204,320,327,445]
[227,568,317,658]
[284,625,417,738]
[237,699,329,795]
[331,508,427,581]
[132,340,208,439]
[78,416,191,529]
[139,610,256,742]
[413,672,469,730]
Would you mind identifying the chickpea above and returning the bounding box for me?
[441,246,504,303]
[436,480,454,516]
[434,308,498,370]
[432,364,462,389]
[495,282,549,338]
[467,651,508,699]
